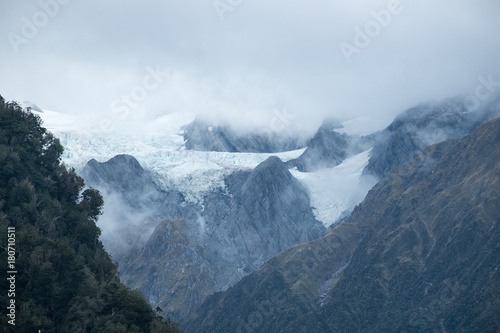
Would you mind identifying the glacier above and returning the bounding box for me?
[33,107,376,228]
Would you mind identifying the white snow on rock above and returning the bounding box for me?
[34,109,305,203]
[290,149,377,228]
[34,108,376,226]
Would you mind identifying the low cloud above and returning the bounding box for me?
[0,0,499,136]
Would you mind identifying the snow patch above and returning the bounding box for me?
[291,149,377,228]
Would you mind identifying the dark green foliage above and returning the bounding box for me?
[0,96,183,332]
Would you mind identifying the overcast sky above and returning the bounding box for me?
[1,0,499,135]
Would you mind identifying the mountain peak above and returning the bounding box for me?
[81,154,158,200]
[243,156,292,194]
[254,155,285,171]
[105,153,143,169]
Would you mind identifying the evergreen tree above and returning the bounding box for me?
[0,96,183,332]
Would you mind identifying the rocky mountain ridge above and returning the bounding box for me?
[185,116,500,332]
[81,153,325,321]
[364,96,500,178]
[182,118,308,153]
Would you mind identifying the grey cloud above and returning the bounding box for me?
[0,0,499,135]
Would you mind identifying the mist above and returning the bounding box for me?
[1,1,499,136]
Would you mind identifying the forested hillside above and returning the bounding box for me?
[0,95,183,332]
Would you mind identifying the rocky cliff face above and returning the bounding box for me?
[185,116,500,333]
[205,156,325,268]
[81,154,192,258]
[182,119,308,153]
[81,154,325,322]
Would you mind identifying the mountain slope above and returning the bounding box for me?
[185,116,500,333]
[80,154,193,259]
[83,155,325,322]
[0,96,182,332]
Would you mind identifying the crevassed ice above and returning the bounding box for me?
[35,109,304,203]
[36,108,375,226]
